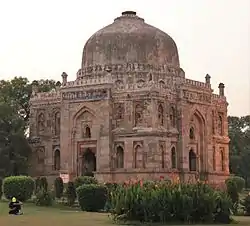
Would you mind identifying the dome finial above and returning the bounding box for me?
[122,11,136,16]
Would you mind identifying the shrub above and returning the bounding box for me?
[54,177,64,199]
[226,179,239,213]
[243,193,250,215]
[35,189,53,206]
[83,172,94,177]
[74,176,98,188]
[35,177,41,193]
[40,177,48,191]
[3,176,35,201]
[110,181,232,224]
[65,182,77,206]
[77,184,108,212]
[226,176,245,193]
[0,178,2,199]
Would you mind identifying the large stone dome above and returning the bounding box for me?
[81,11,180,69]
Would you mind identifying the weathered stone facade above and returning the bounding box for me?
[29,11,230,183]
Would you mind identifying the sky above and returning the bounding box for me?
[0,0,249,116]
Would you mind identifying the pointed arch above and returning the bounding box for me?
[171,147,177,169]
[189,149,197,171]
[85,126,91,138]
[160,145,165,168]
[189,126,195,140]
[54,149,60,171]
[72,104,97,126]
[116,146,124,169]
[158,104,164,126]
[189,108,206,128]
[54,112,60,136]
[134,145,141,168]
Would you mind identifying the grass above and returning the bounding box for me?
[0,202,250,226]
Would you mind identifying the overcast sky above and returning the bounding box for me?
[0,0,249,116]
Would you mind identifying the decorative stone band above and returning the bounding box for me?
[76,63,184,79]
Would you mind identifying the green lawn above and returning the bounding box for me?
[0,202,250,226]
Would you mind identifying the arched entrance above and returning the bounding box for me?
[81,148,96,175]
[188,111,206,174]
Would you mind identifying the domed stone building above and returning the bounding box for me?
[29,11,230,183]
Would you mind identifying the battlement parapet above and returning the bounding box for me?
[185,78,211,89]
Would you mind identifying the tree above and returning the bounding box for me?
[228,115,250,186]
[0,77,59,177]
[0,77,58,127]
[0,102,31,177]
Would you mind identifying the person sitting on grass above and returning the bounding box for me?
[8,197,23,215]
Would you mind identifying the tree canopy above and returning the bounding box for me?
[0,77,58,177]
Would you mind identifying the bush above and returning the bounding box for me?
[110,181,232,224]
[54,177,64,199]
[83,172,94,177]
[226,176,245,193]
[74,176,98,188]
[0,178,2,199]
[243,193,250,215]
[35,189,53,206]
[40,177,48,191]
[77,184,108,212]
[226,179,239,213]
[3,176,35,201]
[65,182,77,206]
[35,177,42,193]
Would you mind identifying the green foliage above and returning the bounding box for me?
[74,176,98,188]
[54,177,64,199]
[35,177,42,193]
[0,177,2,199]
[40,177,48,191]
[0,77,58,178]
[77,184,108,212]
[35,189,54,206]
[228,115,250,186]
[243,193,250,215]
[83,172,94,177]
[226,180,239,214]
[110,181,232,224]
[226,176,245,193]
[65,182,77,206]
[3,176,34,201]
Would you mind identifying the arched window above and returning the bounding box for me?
[134,145,141,168]
[160,145,165,168]
[171,147,177,169]
[135,104,143,126]
[158,104,164,126]
[85,126,91,138]
[213,147,216,171]
[38,113,45,131]
[221,148,225,171]
[189,127,195,140]
[54,150,60,171]
[55,112,60,136]
[189,149,197,171]
[170,107,176,127]
[218,115,223,136]
[116,146,124,169]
